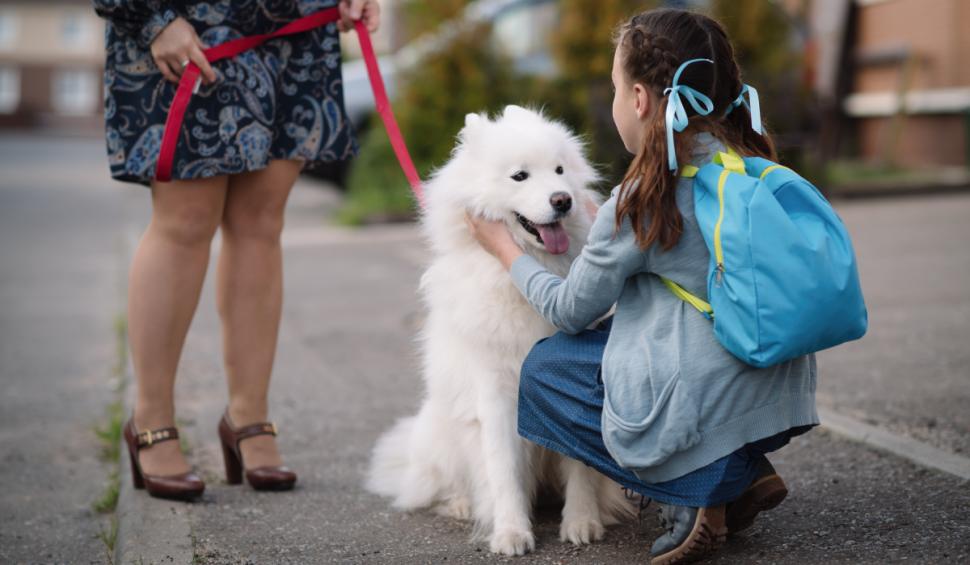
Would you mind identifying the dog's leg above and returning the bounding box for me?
[476,384,536,556]
[559,457,606,545]
[435,492,473,520]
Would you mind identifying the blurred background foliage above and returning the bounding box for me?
[339,0,810,224]
[339,18,519,223]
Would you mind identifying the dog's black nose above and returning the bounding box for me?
[550,192,572,213]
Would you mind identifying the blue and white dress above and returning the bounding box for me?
[94,0,357,186]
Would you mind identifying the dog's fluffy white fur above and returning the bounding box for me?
[366,106,635,556]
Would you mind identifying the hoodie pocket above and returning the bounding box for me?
[601,373,701,470]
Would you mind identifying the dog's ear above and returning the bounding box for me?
[502,105,535,121]
[460,112,487,143]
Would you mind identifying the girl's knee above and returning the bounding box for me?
[520,335,565,392]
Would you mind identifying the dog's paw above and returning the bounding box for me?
[435,496,472,520]
[489,528,536,556]
[559,514,605,545]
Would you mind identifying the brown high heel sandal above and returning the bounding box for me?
[218,410,297,491]
[123,418,205,501]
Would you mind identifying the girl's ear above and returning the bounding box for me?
[632,83,652,120]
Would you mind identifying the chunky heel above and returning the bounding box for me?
[128,450,145,489]
[123,418,205,501]
[218,409,296,491]
[221,440,243,485]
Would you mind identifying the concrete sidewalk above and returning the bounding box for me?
[817,193,970,458]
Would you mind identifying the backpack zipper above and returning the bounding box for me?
[713,169,731,285]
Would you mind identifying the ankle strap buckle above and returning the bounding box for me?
[137,427,178,447]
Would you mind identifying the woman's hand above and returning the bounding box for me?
[464,212,524,270]
[339,0,381,33]
[150,17,217,85]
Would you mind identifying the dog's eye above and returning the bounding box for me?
[555,166,564,175]
[511,171,529,182]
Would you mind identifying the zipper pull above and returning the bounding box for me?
[715,263,724,286]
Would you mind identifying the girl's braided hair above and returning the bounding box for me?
[613,9,777,251]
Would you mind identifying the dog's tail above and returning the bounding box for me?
[365,411,443,510]
[365,415,416,498]
[598,476,640,526]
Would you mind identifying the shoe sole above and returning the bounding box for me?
[725,474,788,534]
[249,479,297,491]
[650,506,727,565]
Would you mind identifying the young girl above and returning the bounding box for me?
[466,8,818,564]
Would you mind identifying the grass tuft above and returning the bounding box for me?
[95,399,124,463]
[113,314,128,381]
[97,515,118,564]
[93,470,120,514]
[92,314,128,518]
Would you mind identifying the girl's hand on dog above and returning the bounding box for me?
[464,212,523,270]
[339,0,381,33]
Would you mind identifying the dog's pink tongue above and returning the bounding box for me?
[537,223,569,255]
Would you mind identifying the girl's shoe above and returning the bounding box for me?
[725,459,788,534]
[123,418,205,501]
[217,410,297,491]
[650,504,727,565]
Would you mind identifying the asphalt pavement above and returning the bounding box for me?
[1,134,968,564]
[0,135,138,564]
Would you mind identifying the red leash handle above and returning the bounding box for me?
[155,8,424,206]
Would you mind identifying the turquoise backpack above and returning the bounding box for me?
[662,149,868,368]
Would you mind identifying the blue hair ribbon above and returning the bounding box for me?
[728,83,763,135]
[664,58,715,171]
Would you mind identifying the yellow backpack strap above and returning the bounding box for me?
[759,164,788,180]
[713,149,745,174]
[682,147,744,178]
[660,277,714,320]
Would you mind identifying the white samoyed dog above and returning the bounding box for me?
[366,105,635,556]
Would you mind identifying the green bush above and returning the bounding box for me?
[340,21,521,224]
[337,123,418,224]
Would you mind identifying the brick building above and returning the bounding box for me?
[835,0,970,168]
[0,0,104,131]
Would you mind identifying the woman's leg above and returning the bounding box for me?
[130,175,229,476]
[217,159,304,469]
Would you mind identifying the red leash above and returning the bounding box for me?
[155,7,424,205]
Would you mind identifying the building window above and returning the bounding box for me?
[0,10,17,49]
[52,70,98,115]
[61,12,89,48]
[493,4,555,59]
[0,66,20,113]
[491,2,557,75]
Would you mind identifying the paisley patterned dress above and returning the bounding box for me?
[94,0,357,187]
